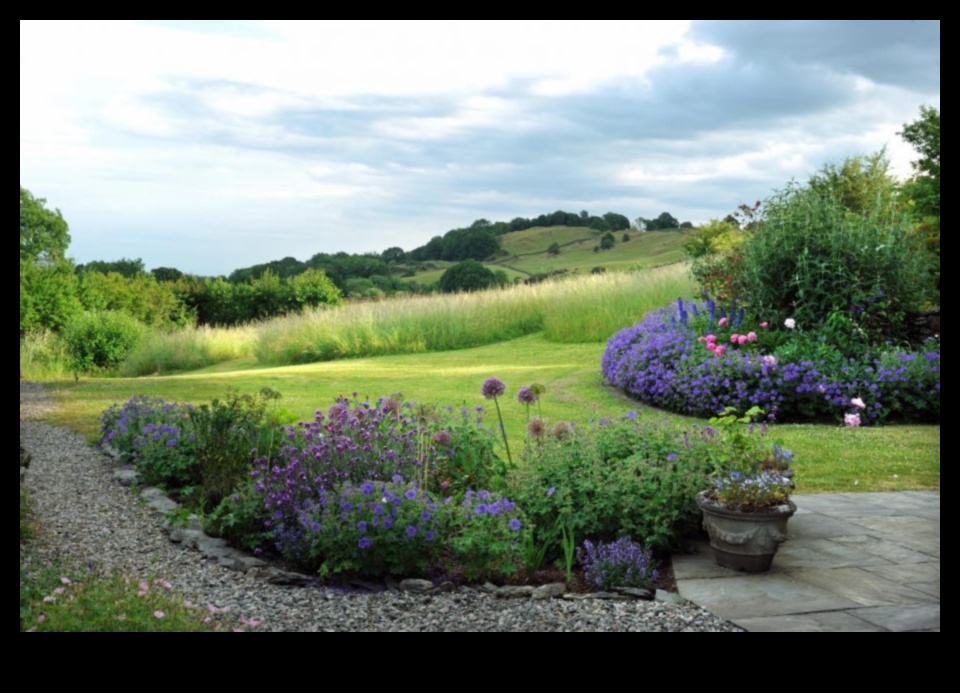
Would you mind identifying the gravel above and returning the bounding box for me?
[20,383,740,633]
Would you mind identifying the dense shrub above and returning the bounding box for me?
[739,184,930,343]
[100,392,284,508]
[510,417,729,553]
[63,311,144,373]
[602,301,940,424]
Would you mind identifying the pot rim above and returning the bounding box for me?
[697,491,797,519]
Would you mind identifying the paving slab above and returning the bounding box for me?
[772,539,892,572]
[862,562,940,585]
[734,612,886,633]
[854,604,941,633]
[678,574,861,621]
[674,492,939,633]
[793,568,938,608]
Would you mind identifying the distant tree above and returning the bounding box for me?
[633,218,648,232]
[622,233,631,243]
[77,258,145,278]
[603,212,631,232]
[600,233,617,251]
[548,243,562,256]
[680,222,695,230]
[591,267,607,275]
[20,187,70,265]
[900,106,940,218]
[646,213,680,231]
[382,247,406,265]
[152,267,184,283]
[438,260,499,293]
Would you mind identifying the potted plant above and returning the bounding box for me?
[696,408,797,573]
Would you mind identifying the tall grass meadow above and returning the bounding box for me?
[122,325,258,376]
[253,265,693,365]
[118,266,691,372]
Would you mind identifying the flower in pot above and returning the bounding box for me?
[697,408,797,573]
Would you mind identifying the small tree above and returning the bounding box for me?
[548,243,561,256]
[438,260,499,293]
[600,233,617,251]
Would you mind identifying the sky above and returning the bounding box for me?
[20,20,940,276]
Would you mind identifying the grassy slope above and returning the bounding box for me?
[402,227,690,283]
[43,334,939,495]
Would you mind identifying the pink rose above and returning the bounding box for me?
[747,332,758,342]
[739,335,748,346]
[760,322,769,330]
[731,335,740,345]
[706,335,717,344]
[707,343,717,352]
[718,317,728,328]
[715,346,727,357]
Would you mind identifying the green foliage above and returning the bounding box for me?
[640,212,681,231]
[547,243,561,256]
[190,390,281,510]
[20,260,82,335]
[511,419,720,555]
[20,187,81,335]
[900,106,940,218]
[77,258,146,278]
[807,151,899,216]
[599,233,617,251]
[64,311,144,374]
[79,272,192,328]
[439,260,502,293]
[739,173,929,342]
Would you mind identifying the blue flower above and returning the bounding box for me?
[358,537,371,550]
[509,519,522,532]
[406,526,418,539]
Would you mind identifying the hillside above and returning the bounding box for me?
[403,226,691,284]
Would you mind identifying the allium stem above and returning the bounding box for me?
[492,396,513,466]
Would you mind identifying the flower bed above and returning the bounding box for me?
[602,299,940,424]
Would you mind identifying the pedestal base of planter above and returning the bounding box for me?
[696,493,797,574]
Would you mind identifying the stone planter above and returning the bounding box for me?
[696,492,797,573]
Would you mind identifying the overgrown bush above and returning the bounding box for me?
[63,311,144,374]
[739,185,930,343]
[510,417,724,554]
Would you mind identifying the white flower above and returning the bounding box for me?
[784,319,797,330]
[851,398,866,410]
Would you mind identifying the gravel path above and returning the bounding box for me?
[20,383,739,633]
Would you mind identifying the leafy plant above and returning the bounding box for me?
[64,310,144,374]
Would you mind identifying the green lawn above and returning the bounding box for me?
[41,334,939,496]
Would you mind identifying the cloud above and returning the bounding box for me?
[20,20,939,274]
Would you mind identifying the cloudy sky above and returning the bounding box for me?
[20,20,940,276]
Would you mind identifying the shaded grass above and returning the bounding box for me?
[41,334,938,495]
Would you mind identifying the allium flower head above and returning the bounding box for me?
[552,422,574,440]
[528,417,547,439]
[432,430,452,447]
[482,378,506,400]
[517,387,538,405]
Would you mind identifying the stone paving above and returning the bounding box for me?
[674,492,940,632]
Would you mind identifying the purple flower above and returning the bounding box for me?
[421,511,432,522]
[481,378,506,400]
[509,519,522,532]
[406,526,418,539]
[425,532,436,543]
[547,487,556,498]
[358,537,371,550]
[517,387,538,405]
[357,522,368,533]
[405,490,418,501]
[361,483,375,497]
[475,504,488,515]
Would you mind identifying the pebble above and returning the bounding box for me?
[20,383,741,633]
